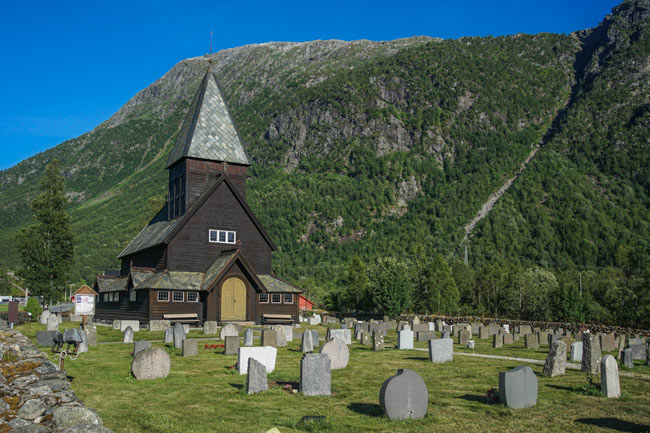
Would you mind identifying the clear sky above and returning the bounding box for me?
[0,0,621,170]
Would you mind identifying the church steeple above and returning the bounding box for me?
[166,65,250,220]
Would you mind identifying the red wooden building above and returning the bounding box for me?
[94,65,303,325]
[298,294,314,311]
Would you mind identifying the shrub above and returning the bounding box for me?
[24,297,43,321]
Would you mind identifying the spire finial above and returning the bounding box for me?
[209,30,213,65]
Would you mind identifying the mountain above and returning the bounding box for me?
[0,0,648,287]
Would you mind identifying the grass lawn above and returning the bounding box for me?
[0,304,25,312]
[16,322,650,433]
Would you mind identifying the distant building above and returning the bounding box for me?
[299,294,315,311]
[94,64,302,325]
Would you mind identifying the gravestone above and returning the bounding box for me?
[77,330,88,354]
[429,338,453,363]
[493,334,503,349]
[220,323,240,340]
[243,328,254,347]
[261,329,277,347]
[628,344,645,360]
[120,320,140,332]
[302,329,314,353]
[311,330,320,348]
[247,358,268,394]
[467,340,475,349]
[417,331,436,342]
[238,346,277,374]
[412,316,420,325]
[570,342,583,362]
[548,334,558,346]
[499,366,538,409]
[46,315,59,332]
[112,320,121,330]
[441,330,450,339]
[85,325,97,346]
[36,330,56,347]
[361,332,371,346]
[131,347,171,380]
[123,326,134,344]
[519,325,532,335]
[428,322,436,331]
[479,326,488,340]
[329,329,351,345]
[458,329,470,345]
[488,323,500,335]
[149,320,170,332]
[320,337,349,369]
[525,334,539,349]
[542,340,566,377]
[582,333,601,374]
[272,326,287,347]
[601,355,620,398]
[173,323,185,350]
[203,321,219,335]
[503,324,510,334]
[134,340,152,357]
[39,310,52,325]
[504,333,514,345]
[413,324,429,333]
[379,369,428,420]
[164,327,174,344]
[300,353,331,396]
[308,315,321,325]
[183,324,190,335]
[225,335,240,355]
[600,333,616,352]
[538,331,550,347]
[373,331,385,351]
[398,329,414,350]
[621,348,634,368]
[282,325,294,342]
[182,339,198,357]
[471,323,481,335]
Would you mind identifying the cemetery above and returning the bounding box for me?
[1,313,649,433]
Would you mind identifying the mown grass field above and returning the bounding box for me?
[16,321,650,433]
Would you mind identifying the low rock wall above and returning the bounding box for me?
[0,322,114,432]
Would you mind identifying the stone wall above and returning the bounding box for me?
[0,322,114,432]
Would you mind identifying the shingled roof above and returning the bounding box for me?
[166,67,250,168]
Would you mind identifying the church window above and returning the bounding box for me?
[208,229,236,244]
[172,291,184,302]
[129,288,136,302]
[158,291,169,302]
[187,292,198,302]
[259,293,269,303]
[284,294,294,304]
[271,293,281,304]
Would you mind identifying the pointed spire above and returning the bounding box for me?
[166,67,250,168]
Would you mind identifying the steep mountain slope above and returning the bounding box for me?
[0,0,647,286]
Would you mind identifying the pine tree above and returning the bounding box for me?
[15,160,74,304]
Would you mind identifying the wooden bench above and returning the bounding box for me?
[262,314,294,325]
[163,313,200,324]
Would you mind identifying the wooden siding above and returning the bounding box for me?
[149,289,204,321]
[120,245,166,277]
[184,159,247,207]
[167,180,272,274]
[255,294,299,324]
[94,289,149,323]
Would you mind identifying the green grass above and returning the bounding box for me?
[17,323,650,433]
[0,304,25,312]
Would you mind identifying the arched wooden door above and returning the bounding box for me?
[220,277,246,321]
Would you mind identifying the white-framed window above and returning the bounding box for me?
[271,293,282,304]
[284,294,294,304]
[259,293,269,303]
[111,293,117,302]
[172,291,184,302]
[157,291,169,302]
[208,229,236,244]
[187,292,198,302]
[129,288,136,302]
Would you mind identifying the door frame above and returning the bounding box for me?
[219,275,247,321]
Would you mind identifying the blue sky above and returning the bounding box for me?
[0,0,620,170]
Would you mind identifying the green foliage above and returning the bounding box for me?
[418,253,459,315]
[367,257,412,319]
[15,160,74,304]
[24,297,43,321]
[344,255,369,313]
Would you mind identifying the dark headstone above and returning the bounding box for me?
[525,334,539,349]
[499,366,538,409]
[582,333,601,374]
[458,329,470,345]
[417,331,436,342]
[542,340,566,377]
[300,353,331,396]
[373,331,385,351]
[361,332,371,346]
[243,328,254,347]
[379,369,428,420]
[621,348,634,368]
[8,301,18,323]
[262,329,277,347]
[173,323,185,349]
[600,333,616,352]
[36,330,57,347]
[246,358,268,394]
[311,330,320,348]
[225,335,240,355]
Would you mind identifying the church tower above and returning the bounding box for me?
[165,66,250,219]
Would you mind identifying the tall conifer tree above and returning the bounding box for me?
[16,160,74,304]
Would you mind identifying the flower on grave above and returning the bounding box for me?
[204,344,210,349]
[282,384,293,391]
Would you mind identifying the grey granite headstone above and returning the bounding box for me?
[570,342,583,362]
[272,326,287,347]
[361,332,371,345]
[458,329,470,345]
[525,334,539,349]
[582,333,601,374]
[149,319,170,331]
[164,327,174,344]
[46,314,59,332]
[601,355,620,398]
[134,340,152,357]
[300,353,331,396]
[203,321,219,335]
[499,366,538,409]
[132,347,171,380]
[247,358,268,394]
[225,335,239,355]
[36,330,56,347]
[429,338,453,363]
[329,329,351,345]
[417,331,436,342]
[628,344,645,360]
[488,323,500,335]
[243,328,254,347]
[85,325,97,346]
[302,329,314,353]
[479,326,488,340]
[39,309,52,325]
[398,329,414,350]
[311,330,320,348]
[123,326,134,344]
[320,337,349,369]
[220,323,240,340]
[493,334,503,348]
[379,369,428,420]
[600,333,616,352]
[504,333,514,345]
[373,331,385,351]
[182,338,198,357]
[441,330,450,339]
[621,348,634,368]
[262,329,277,347]
[77,329,88,354]
[174,323,185,350]
[542,340,566,377]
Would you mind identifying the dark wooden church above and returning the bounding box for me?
[94,65,303,325]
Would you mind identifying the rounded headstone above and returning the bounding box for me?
[319,337,349,369]
[122,326,134,344]
[301,329,314,353]
[243,328,254,347]
[220,323,240,340]
[379,369,428,420]
[39,310,52,325]
[164,327,174,344]
[131,347,171,380]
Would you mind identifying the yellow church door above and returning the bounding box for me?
[221,277,246,321]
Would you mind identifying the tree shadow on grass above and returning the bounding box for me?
[347,403,383,417]
[575,418,650,432]
[546,384,579,393]
[404,357,429,361]
[456,394,488,404]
